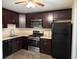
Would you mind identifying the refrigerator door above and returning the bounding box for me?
[52,22,72,59]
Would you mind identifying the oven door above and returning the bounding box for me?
[28,46,40,52]
[28,40,39,47]
[28,40,40,52]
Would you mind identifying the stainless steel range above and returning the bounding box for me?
[28,37,40,52]
[28,30,43,52]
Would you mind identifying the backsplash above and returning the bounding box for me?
[2,27,52,38]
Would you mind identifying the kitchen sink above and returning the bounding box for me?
[8,35,18,37]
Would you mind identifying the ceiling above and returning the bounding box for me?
[2,0,72,13]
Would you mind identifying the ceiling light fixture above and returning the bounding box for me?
[26,1,35,8]
[15,0,45,8]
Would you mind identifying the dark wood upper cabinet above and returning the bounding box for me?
[26,13,52,28]
[53,9,72,20]
[2,8,72,28]
[10,12,19,27]
[42,13,53,28]
[26,13,43,28]
[2,9,10,28]
[26,14,32,28]
[2,8,19,28]
[26,9,72,28]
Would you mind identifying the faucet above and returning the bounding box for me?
[10,29,15,37]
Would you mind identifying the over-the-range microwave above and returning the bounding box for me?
[31,19,42,28]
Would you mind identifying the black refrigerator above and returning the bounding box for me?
[51,21,72,59]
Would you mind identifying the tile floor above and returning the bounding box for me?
[4,49,55,59]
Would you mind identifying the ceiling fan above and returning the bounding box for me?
[14,0,45,8]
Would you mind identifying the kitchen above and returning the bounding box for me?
[2,0,73,59]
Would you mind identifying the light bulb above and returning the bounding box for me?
[26,1,35,8]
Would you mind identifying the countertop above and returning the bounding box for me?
[3,34,51,41]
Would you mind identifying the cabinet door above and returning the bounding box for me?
[53,9,72,20]
[15,37,23,49]
[40,39,51,55]
[3,40,9,58]
[3,37,27,58]
[2,9,10,28]
[2,8,19,28]
[11,12,19,28]
[3,40,12,58]
[26,13,52,28]
[42,13,53,28]
[2,10,7,28]
[22,37,28,49]
[12,38,20,53]
[8,12,19,28]
[26,14,31,28]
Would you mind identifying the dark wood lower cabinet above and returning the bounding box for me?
[40,38,51,55]
[12,37,22,53]
[3,37,51,58]
[3,40,11,58]
[21,36,28,49]
[3,39,13,58]
[3,36,28,58]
